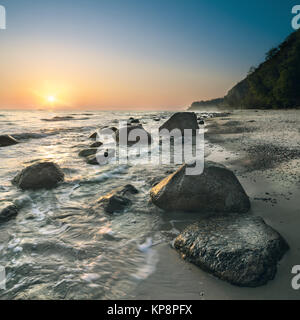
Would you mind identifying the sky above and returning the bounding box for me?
[0,0,298,110]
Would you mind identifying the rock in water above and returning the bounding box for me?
[0,205,19,223]
[78,148,98,157]
[174,214,289,287]
[97,195,132,214]
[159,112,199,134]
[12,162,65,190]
[90,141,103,148]
[93,184,138,214]
[150,162,250,213]
[0,135,19,147]
[89,132,98,140]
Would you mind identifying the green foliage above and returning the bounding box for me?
[226,29,300,109]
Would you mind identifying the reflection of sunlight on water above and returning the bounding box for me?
[97,225,113,236]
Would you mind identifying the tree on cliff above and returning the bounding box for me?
[225,29,300,109]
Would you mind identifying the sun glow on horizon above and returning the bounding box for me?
[47,95,56,103]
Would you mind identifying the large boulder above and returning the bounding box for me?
[115,124,152,146]
[159,112,199,134]
[12,162,65,190]
[150,162,250,213]
[93,184,138,214]
[0,135,19,147]
[0,205,19,223]
[174,214,289,287]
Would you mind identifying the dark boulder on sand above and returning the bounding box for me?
[174,214,289,287]
[115,124,152,146]
[0,205,19,223]
[159,112,199,134]
[150,161,250,214]
[0,135,19,147]
[12,162,64,190]
[93,184,139,214]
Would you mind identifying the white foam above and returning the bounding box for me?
[132,247,159,281]
[13,195,32,208]
[83,165,128,184]
[13,246,23,253]
[80,273,100,283]
[137,237,153,253]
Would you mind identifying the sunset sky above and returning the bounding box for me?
[0,0,297,110]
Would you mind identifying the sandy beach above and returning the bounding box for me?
[132,109,300,300]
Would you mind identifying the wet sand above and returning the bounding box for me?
[132,109,300,300]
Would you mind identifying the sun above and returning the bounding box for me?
[47,96,56,103]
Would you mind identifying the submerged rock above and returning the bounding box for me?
[115,124,152,146]
[0,205,19,223]
[0,135,19,147]
[93,184,139,214]
[78,148,98,158]
[12,162,65,190]
[159,112,199,134]
[174,214,289,287]
[150,162,250,213]
[89,132,98,140]
[85,149,115,165]
[86,155,99,165]
[90,141,103,148]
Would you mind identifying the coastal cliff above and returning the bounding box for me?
[189,28,300,110]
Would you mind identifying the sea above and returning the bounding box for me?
[0,109,191,299]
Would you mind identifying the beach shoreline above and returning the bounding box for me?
[132,109,300,300]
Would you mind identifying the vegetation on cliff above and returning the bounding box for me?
[190,29,300,110]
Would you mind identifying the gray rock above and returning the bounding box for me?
[0,135,19,147]
[174,214,289,287]
[93,184,139,214]
[115,124,152,146]
[12,162,64,190]
[78,148,98,157]
[159,112,199,134]
[150,162,250,213]
[0,205,19,223]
